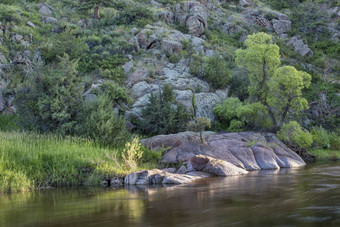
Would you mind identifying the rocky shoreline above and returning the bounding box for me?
[106,131,306,186]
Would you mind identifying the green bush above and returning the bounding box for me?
[213,98,271,131]
[277,121,313,150]
[190,55,231,90]
[114,6,154,26]
[0,114,18,131]
[329,132,340,150]
[311,126,330,148]
[16,54,84,134]
[76,95,131,147]
[41,29,88,63]
[136,85,192,135]
[121,138,143,170]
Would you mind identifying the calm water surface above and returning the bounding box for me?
[1,162,339,227]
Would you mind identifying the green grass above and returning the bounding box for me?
[310,149,340,161]
[0,131,160,193]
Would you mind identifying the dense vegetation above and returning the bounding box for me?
[0,0,339,193]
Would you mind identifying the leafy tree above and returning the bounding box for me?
[80,0,115,19]
[187,117,211,144]
[267,66,311,129]
[236,32,311,131]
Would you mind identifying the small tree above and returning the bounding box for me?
[187,117,211,144]
[80,0,115,19]
[235,32,311,131]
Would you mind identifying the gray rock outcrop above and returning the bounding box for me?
[272,19,291,34]
[174,1,208,37]
[142,131,306,170]
[287,36,313,57]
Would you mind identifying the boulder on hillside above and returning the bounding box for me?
[239,0,250,7]
[38,5,52,16]
[174,1,208,37]
[272,19,291,34]
[287,36,313,57]
[132,25,185,54]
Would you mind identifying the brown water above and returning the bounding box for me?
[1,162,339,227]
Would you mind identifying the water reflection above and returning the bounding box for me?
[0,162,339,227]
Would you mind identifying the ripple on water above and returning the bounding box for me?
[313,184,339,192]
[298,216,332,223]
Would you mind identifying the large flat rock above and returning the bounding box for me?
[141,131,306,171]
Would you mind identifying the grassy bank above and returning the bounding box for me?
[0,131,161,193]
[310,149,340,161]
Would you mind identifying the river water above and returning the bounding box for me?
[1,162,339,227]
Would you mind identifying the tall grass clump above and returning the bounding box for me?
[0,131,159,193]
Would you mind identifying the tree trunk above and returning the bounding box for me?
[94,3,101,19]
[265,104,278,132]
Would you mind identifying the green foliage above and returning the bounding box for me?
[0,4,21,23]
[79,0,116,10]
[213,97,272,131]
[263,0,304,10]
[114,6,154,27]
[121,138,143,170]
[136,85,192,135]
[41,29,88,63]
[229,71,250,101]
[190,54,231,90]
[16,54,84,134]
[0,131,159,193]
[277,121,313,149]
[310,148,340,161]
[329,132,340,150]
[289,2,331,44]
[79,36,132,76]
[168,53,181,63]
[0,114,18,131]
[311,126,330,149]
[98,81,131,105]
[187,117,211,143]
[76,95,131,147]
[236,32,280,100]
[162,83,176,103]
[236,33,311,130]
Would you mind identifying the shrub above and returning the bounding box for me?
[121,138,143,170]
[76,95,131,147]
[190,55,231,90]
[213,98,271,131]
[41,29,88,63]
[329,132,340,150]
[0,114,18,131]
[229,71,250,101]
[16,54,84,134]
[136,85,192,135]
[277,121,313,150]
[187,117,211,144]
[114,6,154,26]
[311,126,330,148]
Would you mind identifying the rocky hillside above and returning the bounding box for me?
[0,0,339,144]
